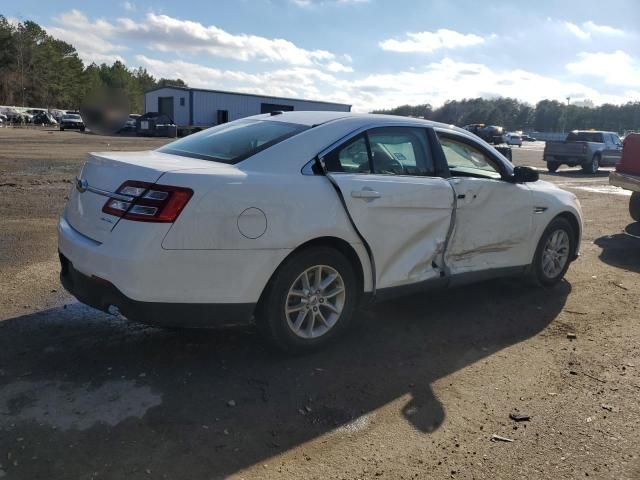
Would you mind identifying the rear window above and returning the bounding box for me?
[158,119,308,164]
[566,131,603,142]
[63,114,80,120]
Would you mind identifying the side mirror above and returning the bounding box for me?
[511,165,539,183]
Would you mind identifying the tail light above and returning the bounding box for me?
[102,181,193,223]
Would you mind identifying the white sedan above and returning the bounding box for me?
[59,112,582,352]
[503,132,523,147]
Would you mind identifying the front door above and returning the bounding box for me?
[325,127,455,290]
[435,132,534,275]
[158,97,174,122]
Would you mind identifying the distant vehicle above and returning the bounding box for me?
[462,124,505,145]
[503,132,523,147]
[544,130,622,174]
[609,133,640,221]
[32,111,58,125]
[119,114,141,132]
[59,112,583,352]
[521,134,537,142]
[60,113,85,132]
[136,112,176,137]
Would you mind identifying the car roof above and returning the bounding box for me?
[249,110,468,135]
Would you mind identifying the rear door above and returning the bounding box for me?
[435,131,534,276]
[325,127,454,290]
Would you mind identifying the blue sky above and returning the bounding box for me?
[4,0,639,111]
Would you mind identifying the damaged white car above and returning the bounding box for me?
[59,112,582,352]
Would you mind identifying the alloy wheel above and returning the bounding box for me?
[541,229,570,279]
[284,265,346,339]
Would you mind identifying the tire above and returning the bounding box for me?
[547,162,559,173]
[256,246,359,353]
[530,217,575,287]
[60,127,64,131]
[80,126,85,132]
[630,192,640,222]
[582,154,600,174]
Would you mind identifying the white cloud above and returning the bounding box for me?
[565,20,626,39]
[47,10,126,64]
[564,22,590,40]
[137,55,635,113]
[380,29,486,53]
[46,10,353,72]
[567,50,640,87]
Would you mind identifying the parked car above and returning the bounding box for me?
[59,112,582,352]
[521,134,537,142]
[462,124,505,145]
[32,111,58,125]
[544,130,622,174]
[609,133,640,221]
[119,114,141,132]
[136,112,176,137]
[60,113,85,131]
[503,132,523,147]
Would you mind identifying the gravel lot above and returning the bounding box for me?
[0,128,638,480]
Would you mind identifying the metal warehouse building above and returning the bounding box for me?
[144,86,351,128]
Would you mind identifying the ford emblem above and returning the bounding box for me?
[76,178,88,193]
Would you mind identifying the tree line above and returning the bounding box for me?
[0,16,186,113]
[373,97,640,133]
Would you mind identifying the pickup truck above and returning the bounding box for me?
[609,133,640,221]
[544,130,622,174]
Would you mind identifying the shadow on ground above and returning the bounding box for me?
[0,279,570,479]
[594,227,640,273]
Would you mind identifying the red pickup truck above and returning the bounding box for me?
[609,133,640,221]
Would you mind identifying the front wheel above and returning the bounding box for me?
[547,162,559,173]
[630,192,640,222]
[530,217,575,286]
[256,247,359,353]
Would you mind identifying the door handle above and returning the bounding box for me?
[351,190,381,199]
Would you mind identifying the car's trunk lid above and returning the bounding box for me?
[64,150,217,243]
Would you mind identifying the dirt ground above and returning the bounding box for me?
[0,127,638,480]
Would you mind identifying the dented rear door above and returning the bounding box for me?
[325,127,454,290]
[332,174,454,289]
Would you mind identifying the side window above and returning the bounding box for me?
[368,127,433,175]
[437,134,502,179]
[323,134,371,173]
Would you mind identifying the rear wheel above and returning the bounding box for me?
[256,247,358,353]
[582,154,600,174]
[530,217,575,286]
[547,162,559,173]
[630,192,640,222]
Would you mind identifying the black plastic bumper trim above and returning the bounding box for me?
[59,252,255,328]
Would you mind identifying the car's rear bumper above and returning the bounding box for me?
[59,252,255,328]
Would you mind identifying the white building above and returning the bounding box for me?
[144,86,351,128]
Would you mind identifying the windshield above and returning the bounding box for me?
[158,119,308,164]
[63,114,81,120]
[566,131,603,142]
